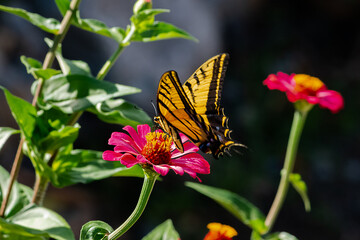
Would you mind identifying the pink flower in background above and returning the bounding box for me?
[263,72,344,113]
[103,124,210,181]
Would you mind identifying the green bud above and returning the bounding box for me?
[133,0,152,15]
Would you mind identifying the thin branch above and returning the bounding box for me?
[0,0,83,216]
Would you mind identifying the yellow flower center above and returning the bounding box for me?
[141,132,172,165]
[293,74,325,94]
[204,223,238,240]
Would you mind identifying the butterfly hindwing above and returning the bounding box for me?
[183,54,229,115]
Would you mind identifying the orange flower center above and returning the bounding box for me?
[204,223,238,240]
[293,74,325,95]
[141,132,172,165]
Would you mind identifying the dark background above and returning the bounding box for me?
[0,0,359,239]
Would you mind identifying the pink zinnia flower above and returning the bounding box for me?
[263,72,344,113]
[103,124,210,182]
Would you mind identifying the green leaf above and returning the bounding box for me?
[0,166,33,218]
[131,8,197,43]
[289,173,311,212]
[80,220,113,240]
[267,232,299,240]
[142,219,180,240]
[7,204,75,240]
[88,99,152,128]
[112,164,144,178]
[21,56,61,80]
[0,87,37,139]
[131,9,169,27]
[38,125,79,153]
[54,1,126,43]
[54,0,69,16]
[38,74,141,114]
[0,5,60,34]
[0,127,20,152]
[74,17,126,43]
[130,7,197,42]
[52,149,144,188]
[185,182,268,234]
[251,231,299,240]
[58,59,92,76]
[44,38,92,76]
[0,218,48,240]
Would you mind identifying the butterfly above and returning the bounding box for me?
[154,53,243,158]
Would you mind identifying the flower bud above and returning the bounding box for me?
[133,0,152,15]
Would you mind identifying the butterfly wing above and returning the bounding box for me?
[183,53,228,114]
[182,53,242,157]
[156,71,209,151]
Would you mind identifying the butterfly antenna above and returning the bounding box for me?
[151,100,158,116]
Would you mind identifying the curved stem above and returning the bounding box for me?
[0,138,25,217]
[264,110,308,232]
[31,174,50,205]
[32,0,82,105]
[107,168,158,240]
[96,24,135,80]
[70,24,137,124]
[0,0,82,217]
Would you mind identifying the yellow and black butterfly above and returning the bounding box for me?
[154,53,243,158]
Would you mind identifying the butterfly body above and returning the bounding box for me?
[155,53,242,158]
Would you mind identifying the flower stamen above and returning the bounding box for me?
[141,132,172,165]
[293,74,325,94]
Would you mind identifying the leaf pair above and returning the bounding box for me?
[0,166,74,240]
[80,219,179,240]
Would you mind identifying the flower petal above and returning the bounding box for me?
[153,165,170,176]
[108,132,141,153]
[103,150,123,161]
[168,165,185,175]
[119,153,139,168]
[114,145,139,155]
[123,125,147,149]
[317,90,344,113]
[171,141,199,158]
[170,153,210,182]
[136,154,151,164]
[263,72,296,92]
[137,124,152,141]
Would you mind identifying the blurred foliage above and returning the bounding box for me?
[0,0,359,239]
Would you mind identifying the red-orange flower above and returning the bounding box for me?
[263,72,344,113]
[203,223,238,240]
[103,124,210,181]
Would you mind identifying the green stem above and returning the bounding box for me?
[0,0,83,216]
[0,138,24,217]
[31,174,50,205]
[29,0,82,205]
[264,110,308,233]
[69,24,136,124]
[32,0,82,106]
[96,23,135,80]
[107,168,158,240]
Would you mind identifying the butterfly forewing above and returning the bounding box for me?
[157,71,208,148]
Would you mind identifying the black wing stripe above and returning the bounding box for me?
[167,72,195,112]
[184,81,195,103]
[158,99,201,142]
[158,92,180,110]
[193,73,200,85]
